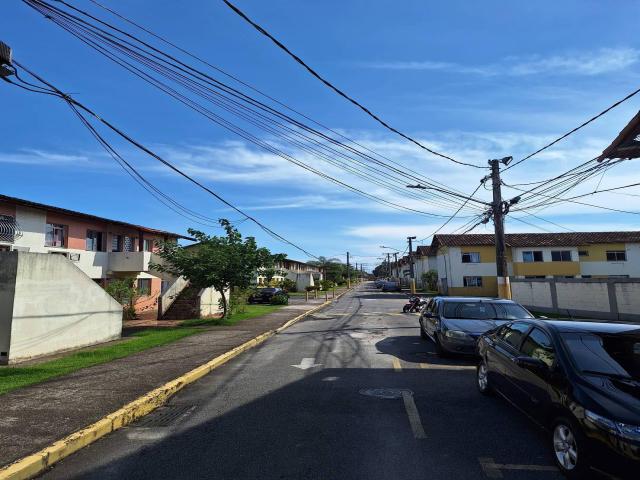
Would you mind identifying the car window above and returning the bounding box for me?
[442,302,496,319]
[498,322,531,350]
[520,328,555,367]
[492,303,534,320]
[561,332,640,380]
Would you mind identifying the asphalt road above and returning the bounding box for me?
[40,283,569,480]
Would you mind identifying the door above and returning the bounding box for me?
[512,328,556,420]
[425,300,440,339]
[491,322,532,399]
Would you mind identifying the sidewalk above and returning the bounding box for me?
[0,292,347,468]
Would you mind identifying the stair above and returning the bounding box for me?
[161,286,201,320]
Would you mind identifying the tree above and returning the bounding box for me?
[373,260,390,278]
[422,269,438,291]
[104,277,139,320]
[151,219,274,318]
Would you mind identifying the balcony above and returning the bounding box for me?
[108,251,155,273]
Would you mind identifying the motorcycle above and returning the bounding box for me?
[403,295,426,313]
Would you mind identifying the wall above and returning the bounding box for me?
[1,252,122,363]
[199,287,226,317]
[511,277,640,322]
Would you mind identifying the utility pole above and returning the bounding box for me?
[393,252,398,280]
[407,236,416,294]
[0,41,13,79]
[488,157,513,299]
[386,252,391,278]
[346,251,350,288]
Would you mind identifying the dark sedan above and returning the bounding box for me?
[477,319,640,478]
[419,297,534,355]
[248,287,287,304]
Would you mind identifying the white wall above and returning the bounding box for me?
[14,206,47,252]
[615,282,640,315]
[2,252,122,363]
[511,281,553,308]
[442,247,497,287]
[556,282,610,312]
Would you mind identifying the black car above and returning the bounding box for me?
[419,296,534,355]
[248,287,287,304]
[477,319,640,478]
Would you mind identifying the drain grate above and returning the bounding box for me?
[135,405,196,427]
[359,388,412,400]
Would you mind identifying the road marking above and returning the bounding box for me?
[392,358,402,371]
[401,391,426,439]
[419,363,475,371]
[291,357,322,370]
[478,457,557,478]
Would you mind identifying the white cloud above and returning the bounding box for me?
[363,47,640,76]
[0,149,94,166]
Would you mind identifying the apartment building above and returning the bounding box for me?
[428,232,640,296]
[0,194,189,318]
[256,258,323,291]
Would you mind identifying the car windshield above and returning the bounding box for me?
[561,331,640,380]
[442,302,533,320]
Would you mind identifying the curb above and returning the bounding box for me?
[0,288,352,480]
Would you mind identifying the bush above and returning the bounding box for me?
[320,279,335,290]
[270,293,289,305]
[279,278,297,292]
[229,287,251,315]
[305,285,318,292]
[104,277,139,320]
[422,269,439,291]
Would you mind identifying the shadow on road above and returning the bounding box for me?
[375,335,477,367]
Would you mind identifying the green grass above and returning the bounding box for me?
[0,304,284,396]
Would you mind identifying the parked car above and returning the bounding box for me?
[248,287,288,304]
[374,279,386,289]
[476,319,640,479]
[419,297,533,355]
[381,280,401,292]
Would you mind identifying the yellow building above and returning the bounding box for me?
[426,232,640,297]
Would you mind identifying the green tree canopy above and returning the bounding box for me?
[151,219,275,317]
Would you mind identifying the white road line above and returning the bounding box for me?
[401,391,426,439]
[478,457,557,478]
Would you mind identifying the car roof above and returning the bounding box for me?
[435,296,518,303]
[515,318,640,334]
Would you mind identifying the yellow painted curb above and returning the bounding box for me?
[0,288,351,480]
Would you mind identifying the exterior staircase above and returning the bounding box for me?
[160,286,201,320]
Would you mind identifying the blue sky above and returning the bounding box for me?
[2,0,640,270]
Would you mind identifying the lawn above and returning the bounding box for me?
[0,304,284,396]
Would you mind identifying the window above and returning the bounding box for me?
[45,223,66,247]
[524,275,546,279]
[137,278,152,296]
[578,250,589,257]
[581,275,592,279]
[498,322,531,350]
[551,250,572,262]
[520,328,555,368]
[124,236,136,252]
[112,235,122,252]
[463,276,483,287]
[461,252,481,263]
[86,230,103,251]
[143,238,154,252]
[606,250,627,262]
[0,245,11,252]
[522,251,543,262]
[0,215,16,242]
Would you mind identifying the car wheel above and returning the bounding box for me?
[551,417,589,479]
[477,360,492,395]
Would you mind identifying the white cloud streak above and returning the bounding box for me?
[364,47,640,76]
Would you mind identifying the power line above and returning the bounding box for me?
[8,59,321,259]
[220,0,485,169]
[504,85,640,171]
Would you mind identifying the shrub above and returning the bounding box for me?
[320,279,335,290]
[279,278,297,292]
[305,285,317,292]
[422,269,438,291]
[105,277,139,320]
[270,293,289,305]
[229,287,251,315]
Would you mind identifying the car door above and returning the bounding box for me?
[491,322,532,401]
[512,327,556,421]
[419,299,433,332]
[423,299,438,339]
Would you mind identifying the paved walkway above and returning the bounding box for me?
[0,292,347,468]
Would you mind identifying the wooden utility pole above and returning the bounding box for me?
[407,236,416,294]
[346,251,350,288]
[386,252,391,278]
[489,157,512,299]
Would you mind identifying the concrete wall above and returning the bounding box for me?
[511,277,640,322]
[0,251,123,364]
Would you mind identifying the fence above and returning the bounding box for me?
[511,277,640,322]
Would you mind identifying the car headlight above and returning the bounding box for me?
[443,329,471,340]
[585,410,640,441]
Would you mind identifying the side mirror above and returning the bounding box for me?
[513,356,548,371]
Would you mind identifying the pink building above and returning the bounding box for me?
[0,194,190,319]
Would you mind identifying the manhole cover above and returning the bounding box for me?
[359,388,412,399]
[135,405,196,427]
